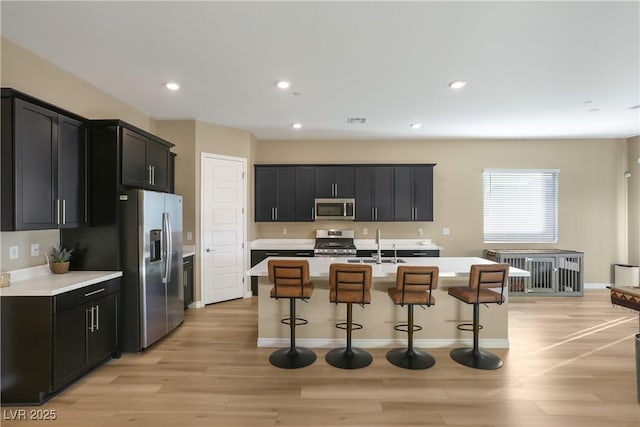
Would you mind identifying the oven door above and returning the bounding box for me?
[314,198,355,220]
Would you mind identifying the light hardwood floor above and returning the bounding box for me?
[2,290,639,426]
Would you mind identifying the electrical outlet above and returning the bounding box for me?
[186,231,193,241]
[31,243,40,257]
[418,228,423,236]
[442,228,450,236]
[282,228,287,235]
[363,228,368,235]
[9,246,19,260]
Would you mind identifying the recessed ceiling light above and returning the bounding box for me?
[276,80,291,89]
[410,123,422,129]
[292,123,302,129]
[448,80,467,89]
[165,82,180,91]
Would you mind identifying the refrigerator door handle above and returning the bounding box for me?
[162,212,172,284]
[166,212,173,283]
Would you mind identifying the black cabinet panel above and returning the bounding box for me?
[394,165,434,221]
[53,304,89,389]
[13,99,57,229]
[254,166,295,221]
[147,139,170,192]
[122,128,148,188]
[315,166,354,198]
[295,166,315,221]
[355,166,394,221]
[89,292,119,364]
[183,255,194,309]
[58,115,87,228]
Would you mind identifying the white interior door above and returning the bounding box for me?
[201,154,246,304]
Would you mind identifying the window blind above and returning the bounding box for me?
[483,169,558,243]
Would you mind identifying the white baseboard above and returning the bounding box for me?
[584,282,610,289]
[257,337,509,349]
[189,300,205,309]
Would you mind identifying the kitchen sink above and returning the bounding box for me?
[347,258,406,264]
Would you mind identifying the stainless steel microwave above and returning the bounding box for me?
[314,198,355,220]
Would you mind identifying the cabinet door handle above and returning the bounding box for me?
[87,307,93,332]
[95,304,99,331]
[311,207,314,220]
[84,288,106,297]
[375,207,378,220]
[148,165,153,184]
[184,270,188,287]
[274,207,278,220]
[55,199,61,225]
[152,166,155,185]
[62,199,66,225]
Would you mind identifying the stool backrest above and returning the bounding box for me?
[395,266,439,305]
[268,259,310,287]
[329,263,372,303]
[469,263,509,302]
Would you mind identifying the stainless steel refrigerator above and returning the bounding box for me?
[120,189,184,351]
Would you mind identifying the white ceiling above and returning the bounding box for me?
[1,1,639,140]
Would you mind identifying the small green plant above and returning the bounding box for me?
[49,244,73,263]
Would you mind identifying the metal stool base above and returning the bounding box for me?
[325,347,372,369]
[450,347,503,370]
[269,347,316,369]
[386,348,435,370]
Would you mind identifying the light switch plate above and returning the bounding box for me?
[442,228,450,236]
[186,231,193,241]
[31,243,40,257]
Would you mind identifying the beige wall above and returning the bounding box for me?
[255,138,629,284]
[155,120,255,301]
[628,136,640,265]
[0,37,155,271]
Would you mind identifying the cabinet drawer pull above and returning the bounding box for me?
[265,252,280,256]
[412,252,428,256]
[84,288,106,297]
[295,252,310,256]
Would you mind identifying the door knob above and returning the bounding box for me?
[206,248,215,253]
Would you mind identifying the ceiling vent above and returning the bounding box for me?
[347,117,367,124]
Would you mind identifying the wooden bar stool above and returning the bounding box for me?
[268,259,316,369]
[326,263,373,369]
[387,266,439,370]
[448,263,509,370]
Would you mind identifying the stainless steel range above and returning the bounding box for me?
[314,229,357,257]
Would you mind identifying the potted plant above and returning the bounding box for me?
[49,244,73,274]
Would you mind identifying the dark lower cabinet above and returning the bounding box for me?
[183,255,194,309]
[250,249,314,295]
[356,249,440,258]
[1,278,120,405]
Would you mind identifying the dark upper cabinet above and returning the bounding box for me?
[255,166,295,222]
[295,166,315,221]
[1,90,87,231]
[355,166,394,221]
[394,165,434,221]
[58,115,88,228]
[121,127,171,193]
[314,166,355,198]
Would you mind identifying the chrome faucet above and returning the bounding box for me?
[375,228,382,264]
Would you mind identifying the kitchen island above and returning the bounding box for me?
[248,256,529,349]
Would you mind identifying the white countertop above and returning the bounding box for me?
[248,256,529,279]
[249,238,441,251]
[183,245,196,257]
[0,265,123,297]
